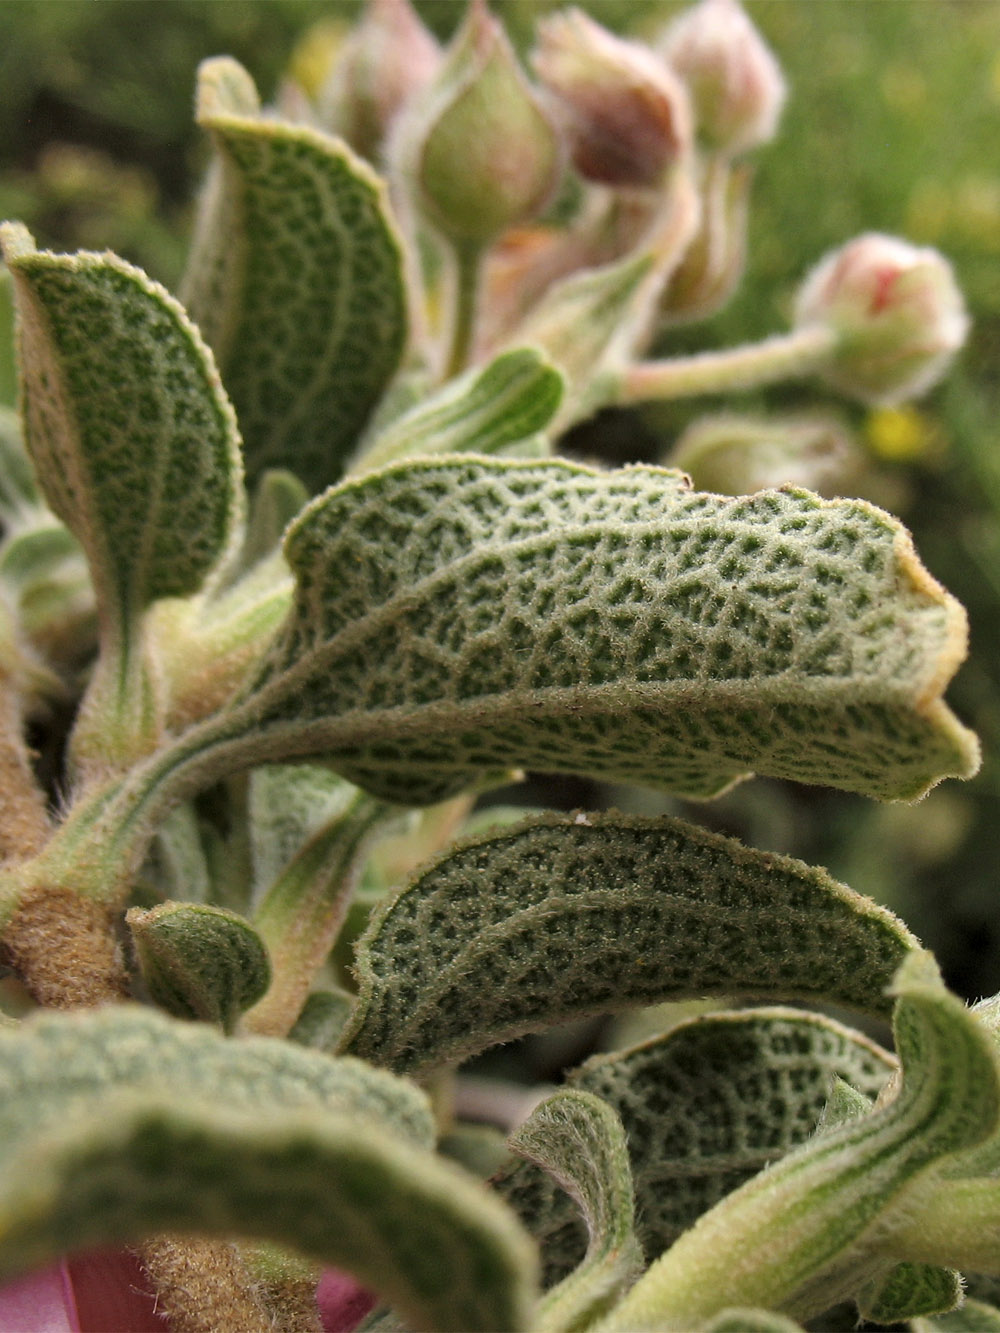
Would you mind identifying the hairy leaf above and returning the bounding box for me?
[509,1090,642,1333]
[183,58,408,492]
[0,1008,537,1332]
[341,813,916,1074]
[597,954,1000,1330]
[242,456,976,805]
[701,1312,806,1333]
[0,222,243,633]
[496,1007,895,1284]
[353,348,564,475]
[857,1262,962,1324]
[913,1300,1000,1332]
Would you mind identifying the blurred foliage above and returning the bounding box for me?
[1,0,1000,1002]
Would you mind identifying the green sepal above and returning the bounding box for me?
[127,901,271,1033]
[289,989,356,1052]
[0,222,244,628]
[596,953,1000,1331]
[183,57,408,493]
[352,348,564,475]
[857,1262,963,1324]
[341,812,915,1075]
[242,455,976,806]
[496,1006,895,1285]
[509,1089,642,1333]
[0,1006,539,1332]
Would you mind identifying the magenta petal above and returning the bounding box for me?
[0,1264,80,1332]
[65,1250,169,1333]
[317,1269,378,1333]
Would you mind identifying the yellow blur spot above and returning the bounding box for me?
[287,18,349,100]
[990,50,1000,104]
[905,180,950,244]
[864,407,939,463]
[955,175,1000,252]
[880,61,927,115]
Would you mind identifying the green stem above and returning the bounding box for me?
[242,793,391,1037]
[619,323,838,405]
[445,240,484,379]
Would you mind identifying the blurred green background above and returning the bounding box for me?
[1,0,999,999]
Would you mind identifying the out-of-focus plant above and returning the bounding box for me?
[0,2,995,1331]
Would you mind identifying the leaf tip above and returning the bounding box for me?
[196,57,261,124]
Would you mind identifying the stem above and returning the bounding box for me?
[242,794,390,1037]
[445,240,484,379]
[620,323,838,405]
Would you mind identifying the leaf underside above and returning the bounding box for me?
[0,1007,536,1333]
[495,1007,896,1286]
[340,812,917,1074]
[242,456,976,806]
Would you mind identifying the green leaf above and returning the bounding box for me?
[0,1006,538,1333]
[913,1299,1000,1332]
[700,1312,806,1333]
[856,1262,962,1324]
[240,468,310,570]
[242,456,976,806]
[352,348,564,475]
[509,1089,642,1333]
[126,901,271,1032]
[0,403,40,522]
[182,57,408,493]
[596,953,1000,1331]
[0,222,243,630]
[288,989,356,1052]
[496,1008,894,1285]
[341,812,916,1075]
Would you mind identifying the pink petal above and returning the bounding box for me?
[0,1264,79,1332]
[317,1269,377,1333]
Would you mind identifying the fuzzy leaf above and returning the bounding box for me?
[182,58,408,492]
[126,902,271,1032]
[289,989,356,1052]
[341,813,915,1075]
[0,1007,537,1333]
[596,953,1000,1331]
[0,223,242,633]
[700,1312,806,1333]
[509,1089,642,1333]
[496,1008,894,1285]
[913,1300,1000,1332]
[353,349,564,474]
[241,456,976,806]
[857,1262,962,1324]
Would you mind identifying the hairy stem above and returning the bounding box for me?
[445,240,484,379]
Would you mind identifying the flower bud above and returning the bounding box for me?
[660,159,749,322]
[319,0,441,161]
[794,233,969,405]
[659,0,786,157]
[671,411,864,497]
[402,0,561,246]
[533,8,692,188]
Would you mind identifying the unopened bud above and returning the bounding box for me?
[671,411,863,497]
[660,0,785,157]
[794,233,969,404]
[319,0,441,161]
[533,8,691,188]
[661,159,749,322]
[401,0,561,246]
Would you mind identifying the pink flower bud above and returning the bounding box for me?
[319,0,441,161]
[401,0,562,247]
[533,8,692,188]
[660,0,786,157]
[794,233,969,404]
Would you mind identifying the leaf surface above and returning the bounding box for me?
[183,58,408,492]
[341,813,916,1074]
[496,1006,895,1284]
[0,1007,536,1333]
[241,456,976,805]
[0,223,242,634]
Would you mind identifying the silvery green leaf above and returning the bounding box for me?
[856,1262,962,1324]
[0,222,243,632]
[127,901,271,1032]
[0,1006,537,1333]
[509,1089,642,1333]
[240,456,976,805]
[352,348,564,475]
[341,813,916,1075]
[596,953,1000,1331]
[496,1005,894,1285]
[182,58,408,493]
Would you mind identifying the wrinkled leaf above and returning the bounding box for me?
[857,1262,962,1324]
[183,58,408,492]
[341,813,916,1074]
